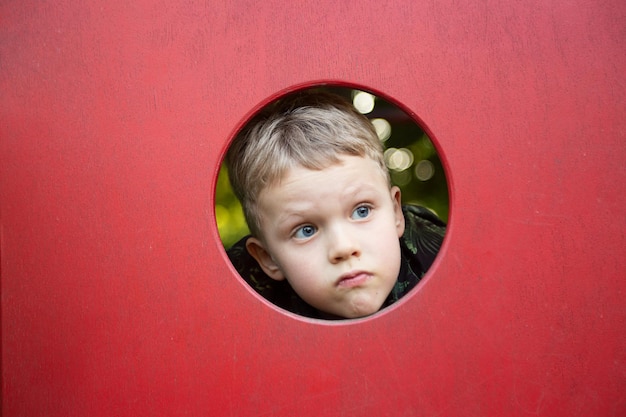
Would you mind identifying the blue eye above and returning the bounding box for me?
[294,225,317,239]
[352,205,371,219]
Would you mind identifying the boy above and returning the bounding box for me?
[225,90,446,319]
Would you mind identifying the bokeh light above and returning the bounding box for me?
[384,147,414,171]
[415,159,435,181]
[353,91,375,114]
[371,118,392,142]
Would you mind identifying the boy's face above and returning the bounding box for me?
[246,155,405,319]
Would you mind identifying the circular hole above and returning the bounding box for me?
[216,85,448,320]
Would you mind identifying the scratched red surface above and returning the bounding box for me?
[1,1,625,416]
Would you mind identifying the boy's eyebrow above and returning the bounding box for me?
[274,202,316,225]
[344,182,378,194]
[341,183,387,201]
[273,212,313,236]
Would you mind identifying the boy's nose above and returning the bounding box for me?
[327,225,361,263]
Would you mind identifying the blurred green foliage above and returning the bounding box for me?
[215,87,449,249]
[215,165,249,248]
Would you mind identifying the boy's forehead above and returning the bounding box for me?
[258,155,389,200]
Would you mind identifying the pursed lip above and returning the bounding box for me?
[336,270,371,288]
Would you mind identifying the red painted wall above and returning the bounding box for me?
[2,0,625,415]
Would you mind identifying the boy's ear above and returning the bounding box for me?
[245,237,286,281]
[390,186,405,237]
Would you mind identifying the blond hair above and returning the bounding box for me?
[226,90,389,239]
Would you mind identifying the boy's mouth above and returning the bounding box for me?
[336,271,371,288]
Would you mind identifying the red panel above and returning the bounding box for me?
[2,0,625,415]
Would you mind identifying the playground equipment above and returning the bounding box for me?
[2,0,624,415]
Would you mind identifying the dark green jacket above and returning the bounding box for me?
[227,205,446,319]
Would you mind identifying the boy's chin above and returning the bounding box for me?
[333,300,385,320]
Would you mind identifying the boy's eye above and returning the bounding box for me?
[294,225,317,239]
[351,205,371,219]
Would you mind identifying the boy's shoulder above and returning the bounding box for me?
[384,205,446,307]
[400,204,446,269]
